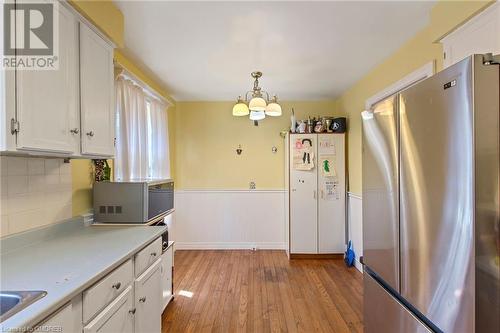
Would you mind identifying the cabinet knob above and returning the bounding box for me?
[70,128,79,134]
[151,252,157,257]
[86,131,94,137]
[129,308,136,315]
[139,297,147,303]
[112,282,121,290]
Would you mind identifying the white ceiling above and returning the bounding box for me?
[115,1,435,101]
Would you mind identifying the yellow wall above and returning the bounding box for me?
[69,0,124,47]
[337,0,492,195]
[69,1,176,216]
[175,101,341,189]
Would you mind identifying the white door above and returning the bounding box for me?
[160,247,173,310]
[38,296,82,333]
[289,134,318,253]
[317,134,346,253]
[441,2,500,68]
[16,3,79,154]
[135,259,162,333]
[83,286,134,333]
[79,23,115,156]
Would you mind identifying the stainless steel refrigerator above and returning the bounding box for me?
[362,54,499,333]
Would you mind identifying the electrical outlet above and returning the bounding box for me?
[249,181,256,190]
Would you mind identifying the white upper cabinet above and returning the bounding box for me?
[441,3,500,68]
[0,1,115,158]
[79,23,115,157]
[16,3,79,155]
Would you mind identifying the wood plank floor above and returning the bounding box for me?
[162,250,364,333]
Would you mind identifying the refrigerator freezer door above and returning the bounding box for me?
[317,133,346,253]
[364,272,431,333]
[399,57,474,332]
[362,95,400,291]
[290,134,318,253]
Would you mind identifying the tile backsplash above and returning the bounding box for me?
[0,156,72,237]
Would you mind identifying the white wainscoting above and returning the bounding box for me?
[173,189,286,250]
[347,192,363,272]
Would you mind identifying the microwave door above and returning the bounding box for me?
[148,183,174,221]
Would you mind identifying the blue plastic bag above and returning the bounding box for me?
[344,240,355,267]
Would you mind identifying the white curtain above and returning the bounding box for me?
[149,99,171,179]
[115,77,170,180]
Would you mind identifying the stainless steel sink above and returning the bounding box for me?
[0,291,47,323]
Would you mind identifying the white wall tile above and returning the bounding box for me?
[60,161,71,175]
[7,157,27,176]
[7,176,28,195]
[1,176,8,198]
[0,156,8,174]
[28,175,46,193]
[44,159,60,176]
[28,158,45,175]
[9,209,46,234]
[0,157,72,237]
[0,215,9,237]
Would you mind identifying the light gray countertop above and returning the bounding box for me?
[0,218,167,330]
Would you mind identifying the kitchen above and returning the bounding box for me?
[0,1,499,333]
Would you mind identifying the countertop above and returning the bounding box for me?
[0,218,167,330]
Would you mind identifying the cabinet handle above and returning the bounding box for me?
[151,252,157,257]
[70,128,79,134]
[139,297,146,303]
[86,131,94,137]
[129,308,136,315]
[313,190,316,199]
[112,282,121,290]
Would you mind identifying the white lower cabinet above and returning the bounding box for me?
[83,286,134,333]
[35,237,167,333]
[134,259,162,333]
[38,295,83,333]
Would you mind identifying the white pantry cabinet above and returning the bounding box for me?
[15,3,80,155]
[79,23,115,157]
[286,133,346,255]
[0,1,115,158]
[134,259,162,333]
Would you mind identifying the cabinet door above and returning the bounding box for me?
[160,247,173,310]
[84,286,134,333]
[16,3,79,154]
[79,23,115,157]
[289,134,318,253]
[317,134,346,253]
[38,295,82,333]
[135,259,162,333]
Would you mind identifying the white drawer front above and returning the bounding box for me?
[135,237,162,277]
[84,285,134,333]
[83,259,133,323]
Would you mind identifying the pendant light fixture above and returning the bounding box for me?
[232,71,282,125]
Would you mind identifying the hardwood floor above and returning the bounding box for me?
[162,250,364,333]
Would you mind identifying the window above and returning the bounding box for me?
[114,75,171,181]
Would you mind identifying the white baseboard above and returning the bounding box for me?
[175,242,286,250]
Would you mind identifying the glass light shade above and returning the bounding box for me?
[248,97,267,111]
[249,110,266,121]
[232,102,249,116]
[265,102,282,116]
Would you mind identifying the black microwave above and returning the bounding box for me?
[93,179,174,224]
